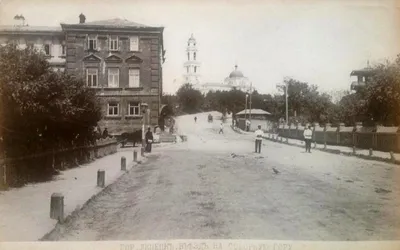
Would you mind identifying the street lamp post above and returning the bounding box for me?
[140,102,148,148]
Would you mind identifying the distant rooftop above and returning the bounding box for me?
[0,25,61,33]
[64,18,151,28]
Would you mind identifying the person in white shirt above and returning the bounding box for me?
[254,125,264,153]
[303,126,313,153]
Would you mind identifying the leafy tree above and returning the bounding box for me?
[176,83,204,114]
[0,44,102,159]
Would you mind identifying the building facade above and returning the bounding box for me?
[0,14,165,135]
[350,65,376,91]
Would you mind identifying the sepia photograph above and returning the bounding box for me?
[0,0,399,249]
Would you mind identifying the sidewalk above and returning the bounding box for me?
[0,147,146,241]
[231,126,399,165]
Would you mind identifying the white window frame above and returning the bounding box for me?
[109,36,119,51]
[128,68,140,88]
[128,102,141,116]
[88,36,97,50]
[108,68,119,88]
[108,103,119,116]
[130,36,139,51]
[86,68,98,87]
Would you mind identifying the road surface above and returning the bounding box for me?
[43,112,400,241]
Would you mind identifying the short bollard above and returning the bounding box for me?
[97,169,105,188]
[141,147,145,157]
[353,146,356,154]
[50,193,64,223]
[313,141,316,148]
[286,137,289,144]
[324,142,327,149]
[133,150,138,162]
[390,151,396,163]
[369,148,373,156]
[121,156,126,171]
[280,137,283,142]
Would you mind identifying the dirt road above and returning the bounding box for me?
[43,113,400,240]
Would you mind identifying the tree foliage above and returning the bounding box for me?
[0,44,102,158]
[176,83,204,114]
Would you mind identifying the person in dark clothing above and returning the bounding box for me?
[145,127,154,152]
[194,116,197,123]
[102,128,109,138]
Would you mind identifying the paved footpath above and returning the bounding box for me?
[42,113,400,241]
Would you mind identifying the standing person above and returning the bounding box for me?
[145,127,154,152]
[194,116,197,123]
[219,122,224,134]
[303,125,313,153]
[102,128,109,138]
[254,125,264,153]
[246,119,251,131]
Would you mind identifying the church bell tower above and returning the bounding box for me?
[183,34,201,86]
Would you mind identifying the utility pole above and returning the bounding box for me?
[249,83,252,122]
[285,81,288,126]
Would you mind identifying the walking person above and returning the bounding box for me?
[219,122,224,134]
[145,127,154,153]
[194,116,197,123]
[254,125,264,153]
[303,125,313,153]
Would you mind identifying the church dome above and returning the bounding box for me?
[188,33,196,43]
[229,65,244,78]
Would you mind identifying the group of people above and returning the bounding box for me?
[253,125,313,154]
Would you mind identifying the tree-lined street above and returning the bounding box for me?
[43,113,400,241]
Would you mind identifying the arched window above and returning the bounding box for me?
[194,66,197,73]
[187,66,189,73]
[194,52,196,61]
[187,52,189,61]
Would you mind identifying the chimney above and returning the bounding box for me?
[79,13,86,24]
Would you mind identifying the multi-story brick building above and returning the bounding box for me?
[0,14,165,135]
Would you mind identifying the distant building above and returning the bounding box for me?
[350,62,377,91]
[0,23,66,72]
[223,64,251,92]
[179,34,252,95]
[183,34,201,86]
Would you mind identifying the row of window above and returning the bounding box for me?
[107,102,141,116]
[186,65,198,73]
[87,68,140,88]
[187,52,196,61]
[87,36,139,52]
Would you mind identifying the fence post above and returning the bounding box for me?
[121,156,126,171]
[369,148,373,156]
[97,169,105,188]
[324,142,327,149]
[133,150,138,162]
[353,146,356,155]
[50,193,64,223]
[141,147,145,157]
[313,141,316,148]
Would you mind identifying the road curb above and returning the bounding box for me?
[39,155,148,241]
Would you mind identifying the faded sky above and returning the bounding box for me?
[0,0,399,95]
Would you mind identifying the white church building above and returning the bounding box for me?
[180,34,252,95]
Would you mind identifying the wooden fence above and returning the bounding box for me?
[0,138,118,190]
[273,123,400,153]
